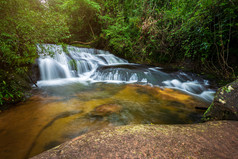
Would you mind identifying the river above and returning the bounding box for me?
[0,44,215,159]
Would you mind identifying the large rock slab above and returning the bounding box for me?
[32,121,238,159]
[204,79,238,120]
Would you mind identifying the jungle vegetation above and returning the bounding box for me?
[0,0,238,105]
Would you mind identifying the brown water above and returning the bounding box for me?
[0,83,208,159]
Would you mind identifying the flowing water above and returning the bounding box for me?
[0,44,215,159]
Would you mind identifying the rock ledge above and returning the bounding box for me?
[32,121,238,159]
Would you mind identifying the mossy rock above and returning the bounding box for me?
[203,79,238,121]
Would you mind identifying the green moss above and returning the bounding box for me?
[71,44,91,48]
[202,103,214,121]
[61,44,70,55]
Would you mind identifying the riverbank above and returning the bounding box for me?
[32,120,238,159]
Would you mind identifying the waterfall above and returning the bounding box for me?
[37,44,128,80]
[37,44,215,102]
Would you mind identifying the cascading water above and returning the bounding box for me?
[37,44,215,102]
[37,44,128,81]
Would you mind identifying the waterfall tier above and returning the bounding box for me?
[37,44,215,102]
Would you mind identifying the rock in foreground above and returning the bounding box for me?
[32,121,238,159]
[204,79,238,120]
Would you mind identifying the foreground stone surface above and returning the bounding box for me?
[204,79,238,120]
[32,121,238,159]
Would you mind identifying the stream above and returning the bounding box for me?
[0,44,215,159]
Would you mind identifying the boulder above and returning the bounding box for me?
[203,79,238,120]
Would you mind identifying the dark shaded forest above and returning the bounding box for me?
[0,0,238,105]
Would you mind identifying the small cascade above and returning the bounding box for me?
[162,72,215,102]
[37,44,128,81]
[39,58,71,80]
[37,44,215,102]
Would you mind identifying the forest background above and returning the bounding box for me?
[0,0,238,105]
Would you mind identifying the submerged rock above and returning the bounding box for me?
[203,79,238,120]
[90,104,122,116]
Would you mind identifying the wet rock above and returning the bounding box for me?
[63,128,89,139]
[203,79,238,120]
[90,104,122,116]
[97,64,148,71]
[31,59,40,82]
[44,141,62,151]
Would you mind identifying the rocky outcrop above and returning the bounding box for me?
[203,79,238,121]
[31,121,238,159]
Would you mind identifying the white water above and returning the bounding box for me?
[37,44,215,102]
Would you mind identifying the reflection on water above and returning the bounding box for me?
[0,83,208,159]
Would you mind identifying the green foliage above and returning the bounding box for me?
[0,0,70,106]
[101,12,137,56]
[169,0,238,78]
[100,0,238,78]
[0,72,26,105]
[99,0,156,61]
[49,0,101,41]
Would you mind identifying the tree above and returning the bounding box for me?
[48,0,101,42]
[0,0,70,105]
